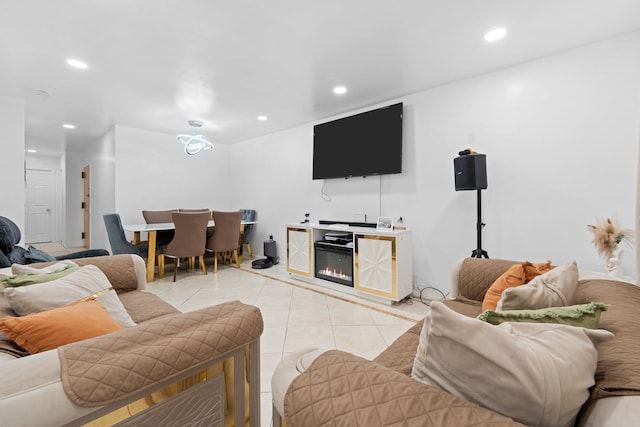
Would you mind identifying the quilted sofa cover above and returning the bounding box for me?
[279,258,640,427]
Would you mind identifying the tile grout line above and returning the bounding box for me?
[240,265,423,323]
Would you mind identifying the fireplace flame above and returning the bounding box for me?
[318,267,352,281]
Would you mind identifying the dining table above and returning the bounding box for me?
[123,220,257,282]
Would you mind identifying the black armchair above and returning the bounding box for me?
[0,216,108,268]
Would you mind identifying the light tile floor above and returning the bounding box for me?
[35,244,432,426]
[148,259,430,426]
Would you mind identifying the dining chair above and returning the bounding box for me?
[241,209,256,258]
[206,210,243,273]
[142,209,178,246]
[179,208,211,213]
[158,211,211,282]
[103,213,149,258]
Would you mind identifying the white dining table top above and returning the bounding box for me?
[124,220,257,232]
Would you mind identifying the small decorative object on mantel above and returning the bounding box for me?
[587,217,634,277]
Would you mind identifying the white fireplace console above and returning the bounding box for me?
[286,222,413,304]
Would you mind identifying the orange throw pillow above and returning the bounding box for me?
[482,264,527,312]
[482,261,554,311]
[523,260,552,282]
[0,299,123,354]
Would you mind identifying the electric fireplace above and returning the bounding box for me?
[314,241,354,287]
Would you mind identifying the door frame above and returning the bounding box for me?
[24,161,64,244]
[82,165,90,249]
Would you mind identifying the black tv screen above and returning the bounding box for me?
[313,102,403,180]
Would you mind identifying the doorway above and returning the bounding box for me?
[25,169,55,243]
[82,165,90,249]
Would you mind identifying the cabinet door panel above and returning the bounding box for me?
[355,235,396,298]
[287,228,312,276]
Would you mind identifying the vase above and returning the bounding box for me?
[604,249,623,278]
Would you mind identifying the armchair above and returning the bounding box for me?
[0,216,108,268]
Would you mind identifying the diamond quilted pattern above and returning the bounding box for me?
[373,320,422,376]
[575,279,640,401]
[58,300,263,407]
[284,350,525,427]
[73,254,139,293]
[457,258,518,301]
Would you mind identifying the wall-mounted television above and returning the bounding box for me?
[312,102,403,180]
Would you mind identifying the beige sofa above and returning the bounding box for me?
[0,254,263,427]
[273,257,640,426]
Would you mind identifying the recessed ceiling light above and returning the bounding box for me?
[66,58,88,69]
[257,115,268,121]
[27,149,37,153]
[62,123,76,129]
[484,28,507,42]
[333,86,347,95]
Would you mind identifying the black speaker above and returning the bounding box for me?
[454,154,487,191]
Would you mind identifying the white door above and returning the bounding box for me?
[25,169,54,243]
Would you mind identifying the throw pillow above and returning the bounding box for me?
[482,260,552,311]
[24,245,56,263]
[497,261,578,311]
[523,260,552,281]
[3,265,136,328]
[481,263,526,312]
[412,302,613,427]
[2,265,79,288]
[11,260,78,275]
[478,302,609,329]
[0,299,123,354]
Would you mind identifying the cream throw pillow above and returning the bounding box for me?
[4,265,136,328]
[411,302,613,427]
[497,261,578,311]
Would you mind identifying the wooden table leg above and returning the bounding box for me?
[146,231,157,283]
[238,224,245,265]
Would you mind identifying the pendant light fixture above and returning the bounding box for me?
[176,120,214,155]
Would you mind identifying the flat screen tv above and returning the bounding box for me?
[313,102,403,180]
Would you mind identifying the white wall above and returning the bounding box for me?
[64,127,115,252]
[65,149,90,247]
[3,33,639,295]
[229,32,640,294]
[89,128,116,252]
[0,96,25,239]
[113,125,232,243]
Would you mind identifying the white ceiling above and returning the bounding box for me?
[2,0,640,155]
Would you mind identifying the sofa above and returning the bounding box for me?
[272,257,640,426]
[0,254,263,427]
[0,216,109,268]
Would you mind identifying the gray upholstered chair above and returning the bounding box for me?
[159,211,211,282]
[103,213,149,258]
[206,210,243,273]
[241,209,256,258]
[0,216,108,267]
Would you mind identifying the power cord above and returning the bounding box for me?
[321,180,332,201]
[416,286,447,306]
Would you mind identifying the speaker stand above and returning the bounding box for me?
[471,189,489,258]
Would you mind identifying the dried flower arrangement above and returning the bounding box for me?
[586,218,634,260]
